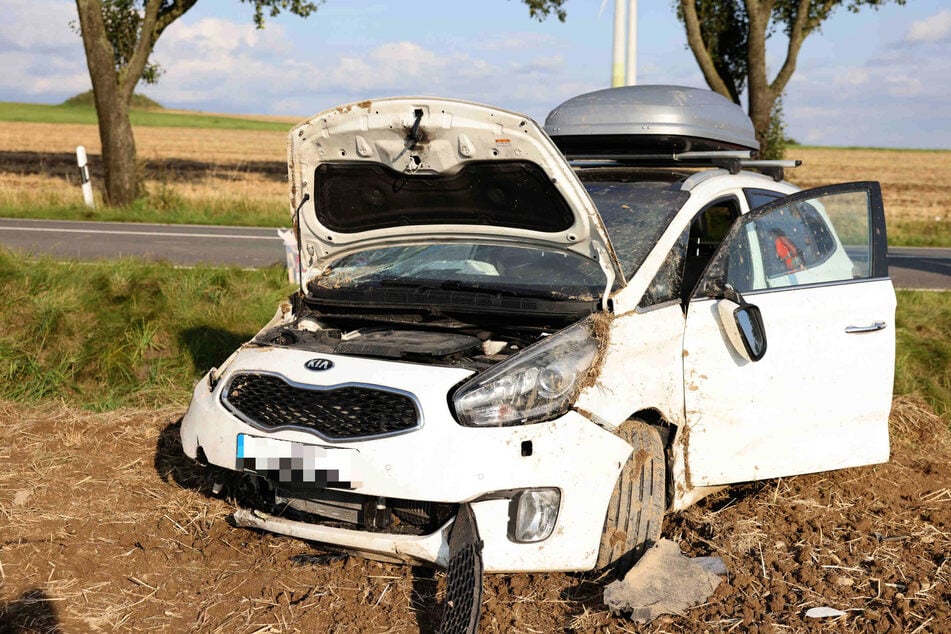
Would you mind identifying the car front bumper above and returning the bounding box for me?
[180,345,632,572]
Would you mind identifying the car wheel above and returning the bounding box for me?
[596,419,666,576]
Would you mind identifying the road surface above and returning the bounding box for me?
[0,218,947,290]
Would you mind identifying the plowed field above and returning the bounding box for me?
[1,397,948,632]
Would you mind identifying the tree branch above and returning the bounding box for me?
[75,0,116,91]
[118,0,162,101]
[680,0,733,99]
[156,0,200,39]
[769,0,813,95]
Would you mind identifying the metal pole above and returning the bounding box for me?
[612,0,626,87]
[625,0,637,85]
[76,145,95,208]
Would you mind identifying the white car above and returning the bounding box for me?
[180,86,894,623]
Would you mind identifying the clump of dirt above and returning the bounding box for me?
[0,396,947,632]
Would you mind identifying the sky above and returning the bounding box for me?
[2,0,949,149]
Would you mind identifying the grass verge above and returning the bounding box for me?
[0,101,291,131]
[0,251,946,422]
[0,197,289,228]
[895,290,950,420]
[0,250,291,410]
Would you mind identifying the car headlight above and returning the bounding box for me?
[452,320,601,426]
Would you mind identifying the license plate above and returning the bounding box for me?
[236,434,361,488]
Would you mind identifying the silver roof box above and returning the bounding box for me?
[545,85,758,157]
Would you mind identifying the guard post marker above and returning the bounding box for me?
[76,145,94,208]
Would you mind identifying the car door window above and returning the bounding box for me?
[680,198,740,303]
[639,197,740,309]
[698,183,886,294]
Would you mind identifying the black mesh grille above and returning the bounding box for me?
[224,373,419,439]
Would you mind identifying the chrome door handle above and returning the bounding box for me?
[845,321,887,333]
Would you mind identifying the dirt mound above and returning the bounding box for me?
[1,397,948,632]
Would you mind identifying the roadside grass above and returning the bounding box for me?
[0,173,289,227]
[0,101,292,131]
[894,290,950,421]
[0,196,288,228]
[0,250,291,411]
[0,250,946,422]
[888,219,951,248]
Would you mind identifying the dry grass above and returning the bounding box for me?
[0,121,286,164]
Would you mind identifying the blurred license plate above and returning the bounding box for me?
[236,434,360,488]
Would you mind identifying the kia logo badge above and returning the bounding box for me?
[305,358,334,371]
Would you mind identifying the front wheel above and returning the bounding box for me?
[596,420,666,576]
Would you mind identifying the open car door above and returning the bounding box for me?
[682,182,895,486]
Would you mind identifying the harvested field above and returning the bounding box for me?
[1,121,949,232]
[1,396,948,632]
[791,147,951,224]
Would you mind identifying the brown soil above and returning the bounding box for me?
[1,397,948,632]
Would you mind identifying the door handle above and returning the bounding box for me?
[845,321,887,333]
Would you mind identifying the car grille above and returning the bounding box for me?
[223,372,420,440]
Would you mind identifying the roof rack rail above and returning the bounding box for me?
[566,150,802,182]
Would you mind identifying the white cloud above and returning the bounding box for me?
[479,32,559,52]
[0,1,89,102]
[834,68,869,86]
[905,9,951,43]
[0,0,77,53]
[885,75,922,98]
[803,127,835,145]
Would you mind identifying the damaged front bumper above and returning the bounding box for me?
[181,345,632,572]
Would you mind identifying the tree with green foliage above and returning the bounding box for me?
[74,0,567,207]
[677,0,905,158]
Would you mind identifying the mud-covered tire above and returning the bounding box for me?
[596,420,666,576]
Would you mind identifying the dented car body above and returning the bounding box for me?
[181,86,895,576]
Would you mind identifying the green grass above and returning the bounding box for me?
[0,252,946,422]
[0,250,291,410]
[0,101,292,131]
[0,197,289,228]
[895,290,950,421]
[63,90,164,110]
[888,219,951,248]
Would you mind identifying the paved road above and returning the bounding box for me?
[0,218,285,268]
[0,218,948,290]
[887,247,951,291]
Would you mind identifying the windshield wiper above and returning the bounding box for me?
[440,280,593,302]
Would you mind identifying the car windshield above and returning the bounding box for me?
[312,243,605,302]
[580,176,690,280]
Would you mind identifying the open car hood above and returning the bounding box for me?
[288,97,623,293]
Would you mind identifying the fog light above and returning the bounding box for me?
[509,489,560,543]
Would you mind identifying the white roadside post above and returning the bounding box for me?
[76,145,95,208]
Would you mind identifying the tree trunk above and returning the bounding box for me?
[76,0,138,206]
[744,0,774,153]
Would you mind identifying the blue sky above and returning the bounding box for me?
[2,0,949,148]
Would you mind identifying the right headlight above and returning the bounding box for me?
[451,320,601,427]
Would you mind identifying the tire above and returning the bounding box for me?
[595,420,666,576]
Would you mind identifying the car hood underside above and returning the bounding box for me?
[287,97,623,292]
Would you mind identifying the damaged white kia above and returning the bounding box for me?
[180,85,895,630]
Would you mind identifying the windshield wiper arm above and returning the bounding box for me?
[440,280,588,301]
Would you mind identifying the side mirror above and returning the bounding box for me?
[733,304,767,361]
[714,285,767,362]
